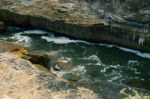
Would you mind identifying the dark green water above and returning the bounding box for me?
[1,26,150,90]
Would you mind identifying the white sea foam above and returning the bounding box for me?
[99,43,150,59]
[118,47,150,59]
[7,29,150,59]
[41,36,90,44]
[9,33,32,47]
[20,29,150,59]
[99,43,114,48]
[85,55,102,65]
[22,29,49,35]
[50,65,86,77]
[127,60,139,66]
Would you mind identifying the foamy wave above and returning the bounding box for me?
[41,36,90,44]
[50,66,86,77]
[118,47,150,59]
[99,43,150,59]
[99,43,114,48]
[21,29,150,59]
[22,29,49,35]
[9,33,32,47]
[8,29,150,59]
[127,60,139,66]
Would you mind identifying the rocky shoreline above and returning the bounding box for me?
[0,40,99,99]
[0,40,149,99]
[0,0,150,52]
[0,0,150,98]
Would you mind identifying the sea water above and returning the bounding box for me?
[1,26,150,90]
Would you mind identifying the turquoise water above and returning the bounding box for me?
[1,26,150,90]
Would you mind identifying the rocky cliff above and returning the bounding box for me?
[0,0,150,52]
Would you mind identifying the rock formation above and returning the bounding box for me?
[0,1,150,98]
[0,0,149,52]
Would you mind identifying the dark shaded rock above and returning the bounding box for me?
[0,21,5,31]
[28,50,59,70]
[28,50,75,72]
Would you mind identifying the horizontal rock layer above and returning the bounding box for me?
[0,0,150,52]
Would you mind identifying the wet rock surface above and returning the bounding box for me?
[0,0,149,52]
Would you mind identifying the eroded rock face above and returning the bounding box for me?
[0,0,150,52]
[28,50,59,70]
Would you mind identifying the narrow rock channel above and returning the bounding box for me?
[0,0,150,99]
[0,26,150,99]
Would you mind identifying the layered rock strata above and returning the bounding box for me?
[0,0,150,52]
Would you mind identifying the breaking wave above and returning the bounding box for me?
[9,33,32,47]
[99,44,150,59]
[41,36,90,44]
[3,29,150,59]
